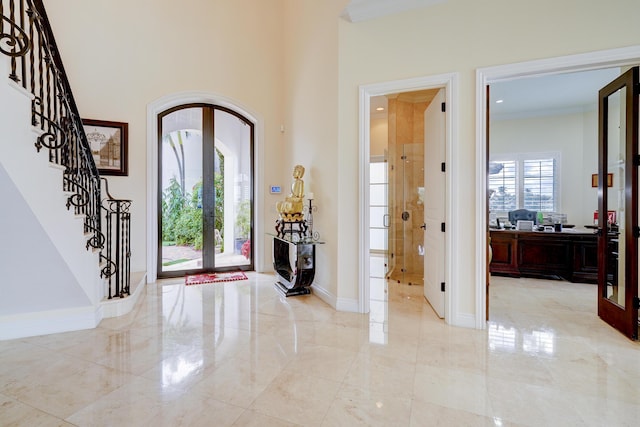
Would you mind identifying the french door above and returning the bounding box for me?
[157,104,254,278]
[597,67,639,340]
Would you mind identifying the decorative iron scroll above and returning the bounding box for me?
[1,0,132,299]
[0,15,30,57]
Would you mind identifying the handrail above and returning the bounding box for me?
[1,0,131,299]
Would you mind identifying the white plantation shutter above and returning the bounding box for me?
[490,154,558,214]
[489,160,517,212]
[523,158,555,212]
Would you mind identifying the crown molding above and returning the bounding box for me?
[341,0,446,23]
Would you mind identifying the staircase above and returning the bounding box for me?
[0,0,139,339]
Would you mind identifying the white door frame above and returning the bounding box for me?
[146,91,265,282]
[475,45,640,327]
[359,73,459,322]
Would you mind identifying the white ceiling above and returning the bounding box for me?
[490,67,621,120]
[370,68,622,120]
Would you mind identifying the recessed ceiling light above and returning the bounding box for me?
[376,107,384,111]
[496,99,504,104]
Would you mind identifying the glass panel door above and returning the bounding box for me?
[158,105,253,278]
[213,108,252,269]
[159,107,204,275]
[401,143,425,286]
[597,67,639,340]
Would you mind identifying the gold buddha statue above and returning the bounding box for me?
[277,164,305,220]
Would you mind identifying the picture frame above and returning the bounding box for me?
[591,173,613,188]
[82,119,128,176]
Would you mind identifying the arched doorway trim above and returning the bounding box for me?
[146,91,264,282]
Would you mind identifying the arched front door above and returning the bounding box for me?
[157,104,254,278]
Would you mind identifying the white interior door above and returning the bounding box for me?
[423,88,446,318]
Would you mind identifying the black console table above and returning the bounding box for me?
[271,235,323,296]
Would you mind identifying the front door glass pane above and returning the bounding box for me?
[160,107,203,273]
[214,109,252,268]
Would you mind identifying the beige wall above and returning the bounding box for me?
[337,0,640,312]
[282,0,347,302]
[46,0,286,273]
[491,111,599,228]
[43,0,640,317]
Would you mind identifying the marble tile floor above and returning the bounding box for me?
[1,273,639,426]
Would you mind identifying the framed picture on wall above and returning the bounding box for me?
[82,119,128,176]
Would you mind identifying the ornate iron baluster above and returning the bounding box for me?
[1,0,132,299]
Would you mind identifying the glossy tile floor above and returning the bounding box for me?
[1,273,639,426]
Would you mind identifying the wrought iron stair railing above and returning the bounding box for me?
[1,0,130,299]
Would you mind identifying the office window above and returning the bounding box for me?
[523,158,555,211]
[488,160,516,212]
[489,155,558,213]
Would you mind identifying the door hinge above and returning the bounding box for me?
[634,296,640,309]
[441,102,446,112]
[441,162,446,172]
[634,226,640,239]
[634,155,640,167]
[441,222,446,232]
[441,282,445,292]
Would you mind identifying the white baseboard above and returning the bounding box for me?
[310,283,336,309]
[0,305,100,340]
[450,312,478,329]
[336,297,360,313]
[100,272,147,318]
[311,283,360,313]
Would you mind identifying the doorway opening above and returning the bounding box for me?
[477,46,640,331]
[157,104,254,279]
[359,73,457,321]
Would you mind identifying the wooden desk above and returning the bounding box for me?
[490,228,598,283]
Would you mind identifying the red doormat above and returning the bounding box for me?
[185,271,248,285]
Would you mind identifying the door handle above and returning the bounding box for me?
[420,223,426,230]
[383,214,390,228]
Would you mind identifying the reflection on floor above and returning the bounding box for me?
[0,273,639,426]
[371,252,423,286]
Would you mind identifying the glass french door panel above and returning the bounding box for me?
[597,66,639,341]
[214,109,252,268]
[160,107,204,273]
[605,87,625,308]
